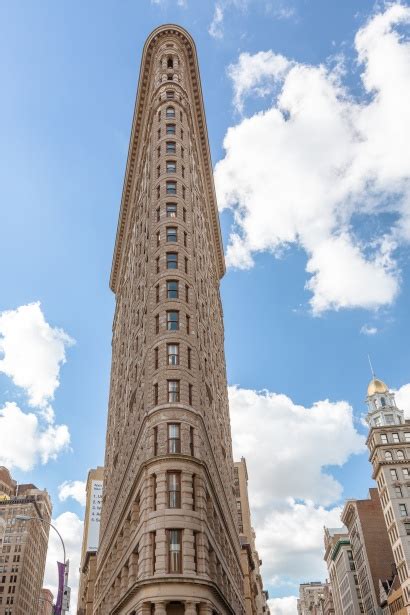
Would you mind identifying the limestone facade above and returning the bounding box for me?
[0,466,52,615]
[297,582,326,615]
[93,25,244,615]
[323,526,362,615]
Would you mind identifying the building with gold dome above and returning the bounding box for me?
[365,377,410,613]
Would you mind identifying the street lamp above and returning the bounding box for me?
[15,514,70,613]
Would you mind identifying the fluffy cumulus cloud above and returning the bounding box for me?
[268,596,299,615]
[395,382,410,418]
[0,302,72,470]
[215,4,410,314]
[0,302,73,408]
[58,480,87,506]
[229,385,365,591]
[44,512,83,614]
[209,0,248,39]
[0,402,70,471]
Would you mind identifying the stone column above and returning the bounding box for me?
[185,601,198,615]
[154,601,167,615]
[199,604,213,615]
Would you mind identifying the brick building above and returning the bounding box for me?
[0,466,52,615]
[93,25,245,615]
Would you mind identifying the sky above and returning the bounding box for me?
[0,1,410,613]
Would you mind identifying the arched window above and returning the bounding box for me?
[385,451,393,461]
[166,106,175,118]
[397,450,405,460]
[167,57,174,69]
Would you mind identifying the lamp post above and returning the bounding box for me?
[15,514,70,614]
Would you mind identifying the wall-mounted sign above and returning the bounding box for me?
[86,480,103,552]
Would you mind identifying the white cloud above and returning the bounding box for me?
[0,402,70,471]
[58,481,87,506]
[268,596,298,615]
[215,3,410,314]
[395,382,410,419]
[229,385,364,587]
[229,386,365,509]
[209,3,225,39]
[44,512,83,614]
[0,302,73,408]
[360,323,378,335]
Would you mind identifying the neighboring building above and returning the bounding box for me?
[77,467,104,615]
[341,488,395,615]
[365,377,410,612]
[298,581,326,615]
[0,466,52,615]
[234,458,270,614]
[323,526,362,615]
[39,587,54,615]
[322,580,335,615]
[93,25,244,615]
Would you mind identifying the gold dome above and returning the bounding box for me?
[367,378,388,396]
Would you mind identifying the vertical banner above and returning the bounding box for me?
[87,479,103,551]
[54,561,65,615]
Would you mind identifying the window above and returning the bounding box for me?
[183,207,187,222]
[400,504,408,517]
[154,426,158,455]
[155,314,159,334]
[166,141,176,153]
[168,423,181,453]
[184,257,188,274]
[156,206,160,222]
[166,90,174,99]
[404,468,410,479]
[166,106,175,118]
[167,344,179,365]
[405,523,410,536]
[166,181,177,194]
[156,256,160,273]
[185,284,189,303]
[381,397,386,407]
[155,284,160,303]
[157,185,160,199]
[189,426,194,455]
[189,383,193,405]
[381,434,388,444]
[184,231,187,247]
[167,227,177,242]
[154,347,159,370]
[153,383,159,405]
[395,486,403,497]
[166,252,178,269]
[167,280,179,299]
[193,531,198,571]
[158,128,161,139]
[168,472,181,508]
[166,161,176,173]
[391,469,398,480]
[192,473,196,509]
[393,433,400,443]
[181,146,185,159]
[156,230,160,247]
[167,57,173,69]
[182,185,186,199]
[385,451,393,461]
[168,380,180,403]
[182,165,185,178]
[157,145,161,158]
[152,473,157,511]
[158,110,161,121]
[157,164,160,178]
[187,347,192,369]
[150,531,156,575]
[166,124,176,135]
[166,202,177,217]
[168,529,182,573]
[167,311,179,331]
[397,450,405,460]
[186,315,190,334]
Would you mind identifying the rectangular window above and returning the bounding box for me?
[166,124,176,135]
[158,128,161,140]
[155,284,160,303]
[185,284,189,303]
[192,473,196,509]
[182,165,185,178]
[395,486,403,497]
[189,384,193,406]
[166,252,178,269]
[183,207,187,222]
[182,185,186,199]
[181,128,184,140]
[184,231,187,247]
[153,383,159,405]
[157,165,160,178]
[381,434,388,444]
[167,344,179,365]
[152,473,157,511]
[168,423,181,453]
[405,433,410,443]
[154,426,158,455]
[168,529,182,573]
[184,257,188,274]
[166,106,175,118]
[156,206,160,222]
[393,433,400,443]
[166,141,176,154]
[186,315,190,334]
[404,468,410,479]
[181,146,185,159]
[187,347,192,369]
[166,181,177,195]
[157,185,160,199]
[156,230,160,247]
[168,380,180,403]
[166,202,177,217]
[155,314,159,334]
[156,256,160,273]
[167,280,179,299]
[154,347,159,370]
[166,90,174,99]
[150,531,156,575]
[167,227,177,242]
[167,311,179,331]
[168,472,181,508]
[405,523,410,536]
[391,469,398,480]
[166,161,177,173]
[157,145,161,158]
[400,504,408,517]
[193,530,198,572]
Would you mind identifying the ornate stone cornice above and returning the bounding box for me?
[110,24,225,294]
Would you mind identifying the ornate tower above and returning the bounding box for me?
[93,25,244,615]
[366,377,410,613]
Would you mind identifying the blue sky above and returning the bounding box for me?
[1,1,410,612]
